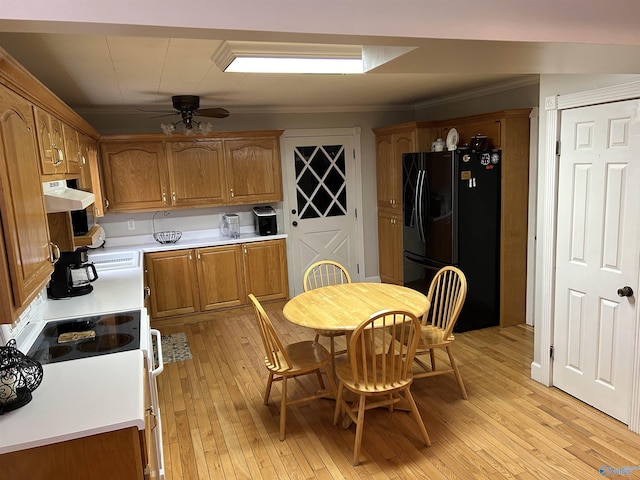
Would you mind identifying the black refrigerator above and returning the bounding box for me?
[402,150,501,332]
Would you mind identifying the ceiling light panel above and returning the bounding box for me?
[213,41,363,74]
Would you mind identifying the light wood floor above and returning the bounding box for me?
[155,306,640,479]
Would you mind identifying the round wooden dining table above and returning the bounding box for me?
[283,282,430,332]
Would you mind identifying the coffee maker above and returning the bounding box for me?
[47,247,98,299]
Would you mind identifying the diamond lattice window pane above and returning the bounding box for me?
[294,144,348,219]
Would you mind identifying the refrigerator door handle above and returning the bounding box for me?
[413,170,424,242]
[410,172,418,228]
[416,170,425,242]
[419,170,429,242]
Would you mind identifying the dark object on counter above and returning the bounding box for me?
[253,206,277,235]
[469,134,490,152]
[47,247,98,299]
[0,339,44,414]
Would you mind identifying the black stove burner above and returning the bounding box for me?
[26,310,141,365]
[77,333,134,353]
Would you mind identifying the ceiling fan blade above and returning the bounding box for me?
[196,107,230,119]
[148,112,179,119]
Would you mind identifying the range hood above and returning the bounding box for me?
[42,180,95,213]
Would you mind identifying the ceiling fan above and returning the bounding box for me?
[149,95,230,134]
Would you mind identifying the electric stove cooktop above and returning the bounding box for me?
[26,310,141,365]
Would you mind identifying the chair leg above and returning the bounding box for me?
[333,380,344,425]
[279,376,288,441]
[264,372,274,405]
[314,332,320,343]
[315,369,325,389]
[429,348,436,370]
[446,346,468,400]
[352,394,367,465]
[402,389,431,446]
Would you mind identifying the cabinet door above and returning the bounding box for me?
[390,129,417,211]
[100,141,168,212]
[78,134,107,217]
[62,123,81,175]
[0,87,54,317]
[224,137,283,204]
[377,210,402,285]
[196,244,246,310]
[375,133,395,209]
[34,106,66,175]
[166,140,227,207]
[243,239,289,302]
[145,250,199,318]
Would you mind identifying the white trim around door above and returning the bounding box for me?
[534,80,640,433]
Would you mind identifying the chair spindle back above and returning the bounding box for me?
[303,260,351,292]
[249,294,290,371]
[424,266,467,338]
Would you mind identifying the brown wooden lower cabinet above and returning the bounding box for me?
[144,238,288,319]
[0,426,147,480]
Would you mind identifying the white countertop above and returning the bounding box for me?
[42,266,144,321]
[103,227,286,254]
[0,350,145,454]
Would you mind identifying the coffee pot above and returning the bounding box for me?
[47,247,99,299]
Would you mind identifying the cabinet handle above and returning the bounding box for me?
[52,145,63,166]
[197,251,201,261]
[172,192,176,205]
[49,242,61,264]
[188,252,193,262]
[146,406,158,429]
[81,154,86,166]
[244,245,247,255]
[230,188,234,198]
[104,199,110,208]
[144,286,151,298]
[162,192,167,205]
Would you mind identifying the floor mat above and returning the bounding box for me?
[156,332,192,364]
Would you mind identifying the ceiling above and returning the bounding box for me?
[1,2,640,118]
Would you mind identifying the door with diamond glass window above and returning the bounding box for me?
[284,134,358,295]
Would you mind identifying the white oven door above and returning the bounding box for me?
[149,328,165,479]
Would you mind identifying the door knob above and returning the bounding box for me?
[292,221,298,227]
[617,286,634,297]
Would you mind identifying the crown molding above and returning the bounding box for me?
[414,75,540,110]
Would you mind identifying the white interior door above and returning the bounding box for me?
[283,134,359,296]
[553,100,640,423]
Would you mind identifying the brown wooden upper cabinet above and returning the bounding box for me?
[100,131,283,213]
[61,123,81,175]
[224,136,283,204]
[34,106,66,175]
[0,85,57,323]
[165,140,226,207]
[78,133,107,217]
[100,141,169,212]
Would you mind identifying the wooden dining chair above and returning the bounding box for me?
[413,266,469,399]
[248,294,337,441]
[332,309,431,465]
[302,260,351,361]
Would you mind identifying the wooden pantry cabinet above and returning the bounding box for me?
[373,122,434,284]
[373,109,531,327]
[144,238,288,319]
[99,131,283,213]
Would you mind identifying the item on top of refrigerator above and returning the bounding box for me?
[446,128,459,151]
[431,138,445,152]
